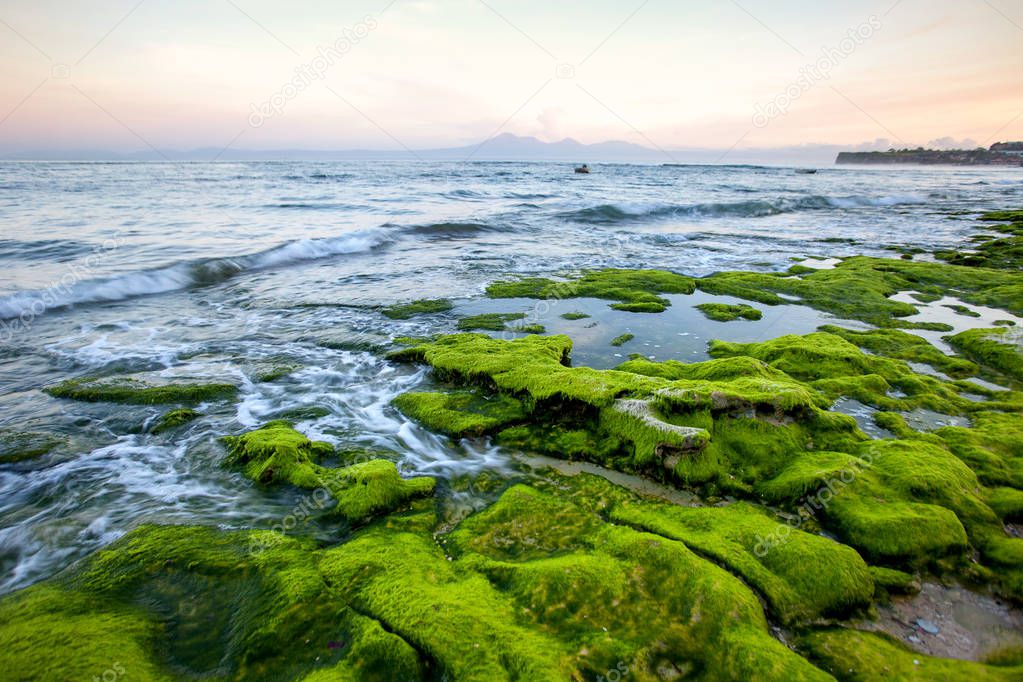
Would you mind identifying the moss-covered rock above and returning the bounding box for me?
[0,525,426,682]
[0,430,63,463]
[487,268,696,313]
[610,333,634,346]
[221,421,434,524]
[699,256,1022,324]
[947,327,1023,383]
[45,377,237,405]
[819,325,978,379]
[456,312,525,331]
[392,391,527,438]
[380,298,453,320]
[152,408,200,434]
[708,332,978,416]
[801,629,1023,681]
[610,500,874,624]
[696,302,763,322]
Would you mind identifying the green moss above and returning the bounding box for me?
[802,629,1023,681]
[271,405,332,421]
[0,524,427,681]
[612,301,668,313]
[868,566,919,594]
[392,391,527,438]
[380,298,452,320]
[456,312,525,331]
[443,480,831,680]
[0,585,171,681]
[221,421,434,523]
[709,332,972,415]
[696,303,764,322]
[936,411,1023,488]
[819,325,978,379]
[221,420,336,488]
[995,319,1017,327]
[699,256,1022,324]
[256,364,299,382]
[0,430,63,463]
[611,500,873,624]
[892,320,955,332]
[45,377,237,405]
[516,324,546,334]
[610,333,634,346]
[560,311,590,320]
[947,327,1023,383]
[495,423,622,461]
[152,408,200,434]
[487,268,696,313]
[331,460,436,524]
[985,487,1023,521]
[944,303,982,318]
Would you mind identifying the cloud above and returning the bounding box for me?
[927,136,979,150]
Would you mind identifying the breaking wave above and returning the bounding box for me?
[0,232,386,320]
[561,194,928,224]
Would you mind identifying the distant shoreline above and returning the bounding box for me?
[837,148,1023,166]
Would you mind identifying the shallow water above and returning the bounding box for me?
[0,161,1021,594]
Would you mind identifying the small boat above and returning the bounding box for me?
[795,168,818,174]
[574,164,591,174]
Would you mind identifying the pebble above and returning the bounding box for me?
[916,618,940,635]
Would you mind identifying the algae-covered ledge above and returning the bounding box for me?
[4,210,1023,680]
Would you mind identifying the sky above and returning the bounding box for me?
[0,0,1021,155]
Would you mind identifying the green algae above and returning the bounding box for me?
[0,430,63,463]
[441,479,832,680]
[380,298,453,320]
[818,325,978,379]
[487,268,696,313]
[331,460,436,524]
[221,420,336,488]
[0,525,426,681]
[45,377,237,405]
[392,391,527,438]
[271,405,332,422]
[696,302,763,322]
[935,211,1023,270]
[5,467,1016,680]
[255,363,299,382]
[708,332,978,416]
[560,311,590,320]
[152,408,200,434]
[868,566,919,595]
[802,629,1023,681]
[221,421,434,523]
[944,303,983,318]
[456,312,525,331]
[986,487,1023,521]
[948,327,1023,383]
[610,333,635,346]
[610,500,874,624]
[456,313,545,334]
[699,256,1022,324]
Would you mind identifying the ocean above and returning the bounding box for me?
[0,160,1020,595]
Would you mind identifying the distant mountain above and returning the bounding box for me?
[0,134,953,167]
